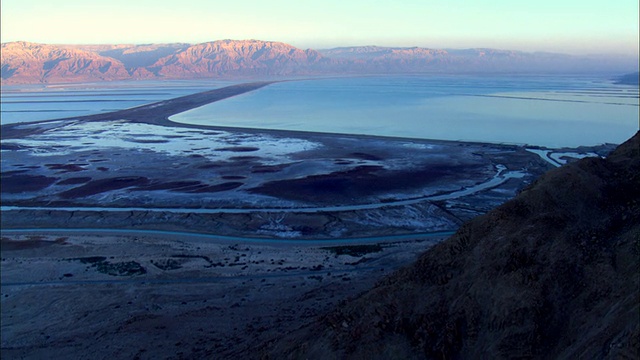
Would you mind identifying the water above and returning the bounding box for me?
[0,80,234,124]
[2,76,638,148]
[169,75,639,148]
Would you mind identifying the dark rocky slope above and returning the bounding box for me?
[263,131,640,359]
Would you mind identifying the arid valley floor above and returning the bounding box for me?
[0,83,617,358]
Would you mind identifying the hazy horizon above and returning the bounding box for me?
[3,38,640,60]
[1,0,638,57]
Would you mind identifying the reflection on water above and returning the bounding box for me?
[170,75,639,147]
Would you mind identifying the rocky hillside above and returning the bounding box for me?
[146,40,328,78]
[0,41,131,83]
[2,40,637,84]
[0,40,328,83]
[264,131,640,359]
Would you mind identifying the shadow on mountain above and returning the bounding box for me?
[614,72,640,86]
[262,131,639,359]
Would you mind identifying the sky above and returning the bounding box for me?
[1,0,638,56]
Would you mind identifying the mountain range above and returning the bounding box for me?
[2,40,638,84]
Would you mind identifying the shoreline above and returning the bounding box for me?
[2,79,617,150]
[1,80,616,241]
[1,81,276,139]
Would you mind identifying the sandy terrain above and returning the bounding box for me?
[1,230,445,359]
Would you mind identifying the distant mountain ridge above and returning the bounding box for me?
[145,40,328,79]
[615,71,640,85]
[1,40,637,84]
[1,41,131,83]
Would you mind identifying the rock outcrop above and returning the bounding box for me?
[263,131,640,359]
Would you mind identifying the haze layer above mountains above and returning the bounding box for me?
[2,40,637,84]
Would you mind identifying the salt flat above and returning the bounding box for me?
[1,114,569,237]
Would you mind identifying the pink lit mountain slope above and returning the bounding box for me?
[1,40,637,84]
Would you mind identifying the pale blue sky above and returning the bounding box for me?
[1,0,638,55]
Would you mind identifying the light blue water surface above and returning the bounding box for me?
[2,76,638,148]
[170,75,639,148]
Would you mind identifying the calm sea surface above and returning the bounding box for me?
[2,76,638,148]
[170,75,639,148]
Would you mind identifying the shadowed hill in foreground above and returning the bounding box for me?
[263,131,639,359]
